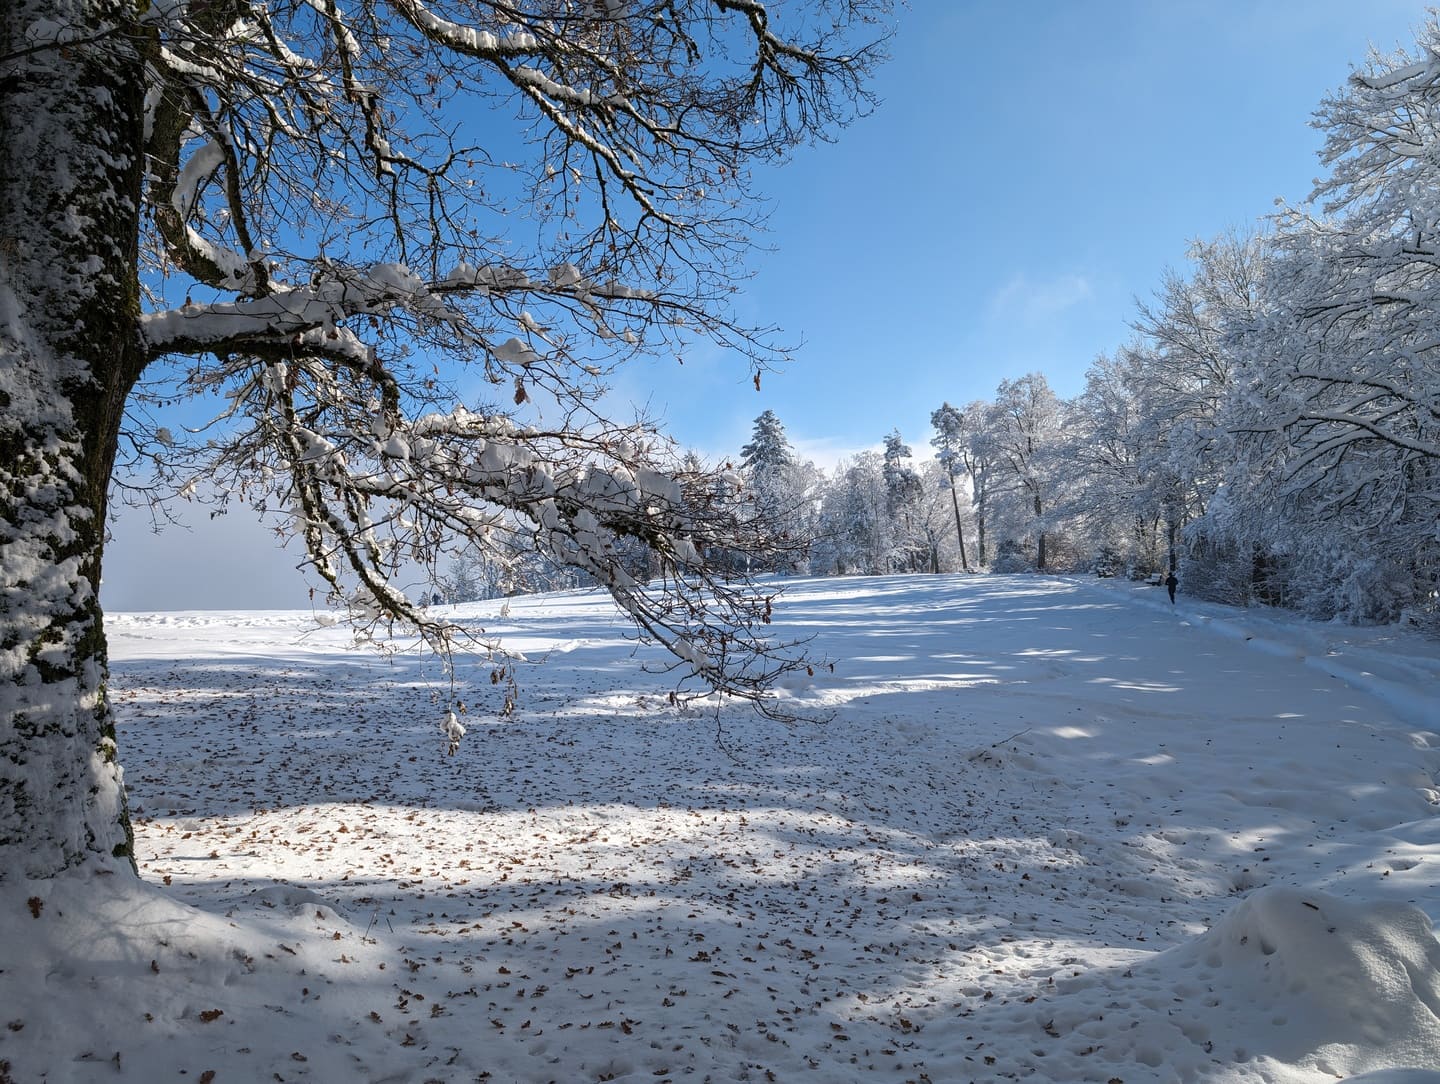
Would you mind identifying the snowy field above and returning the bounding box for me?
[4,573,1440,1083]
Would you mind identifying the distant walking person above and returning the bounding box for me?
[1165,570,1178,604]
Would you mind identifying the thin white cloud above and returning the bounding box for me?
[986,271,1095,323]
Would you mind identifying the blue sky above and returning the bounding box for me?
[608,0,1427,464]
[103,0,1430,609]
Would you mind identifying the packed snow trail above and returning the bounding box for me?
[2,574,1437,1082]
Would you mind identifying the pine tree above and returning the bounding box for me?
[881,430,925,572]
[738,411,813,572]
[930,402,972,571]
[740,411,796,474]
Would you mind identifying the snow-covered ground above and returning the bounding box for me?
[4,573,1440,1083]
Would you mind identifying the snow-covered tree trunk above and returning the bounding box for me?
[0,0,146,878]
[947,484,969,571]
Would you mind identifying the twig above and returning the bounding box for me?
[968,727,1032,761]
[712,707,745,766]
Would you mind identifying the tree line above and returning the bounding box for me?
[682,23,1440,632]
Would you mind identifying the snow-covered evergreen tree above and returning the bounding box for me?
[740,411,795,476]
[738,410,815,572]
[881,430,927,572]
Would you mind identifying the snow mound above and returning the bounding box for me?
[245,882,349,919]
[1029,887,1440,1081]
[0,866,404,1082]
[1168,887,1440,1067]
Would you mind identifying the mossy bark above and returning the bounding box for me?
[0,0,148,879]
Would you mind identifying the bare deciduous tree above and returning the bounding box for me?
[0,0,886,879]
